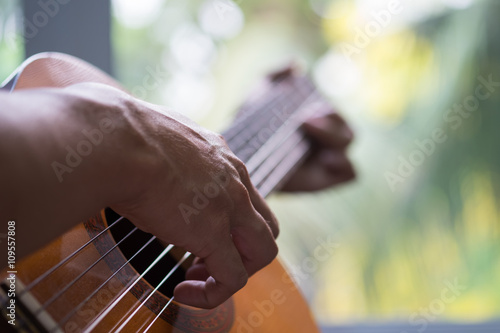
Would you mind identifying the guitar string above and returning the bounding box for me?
[221,74,294,143]
[225,78,315,158]
[133,316,156,333]
[10,217,131,333]
[14,216,124,300]
[243,89,319,171]
[254,134,310,192]
[234,91,317,175]
[7,226,139,333]
[112,252,191,333]
[245,91,320,182]
[250,131,306,186]
[223,74,310,155]
[82,244,175,333]
[258,137,311,197]
[34,226,139,315]
[225,89,302,154]
[52,235,158,332]
[223,88,284,145]
[17,76,324,330]
[142,297,175,333]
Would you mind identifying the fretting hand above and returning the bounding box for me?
[267,66,356,192]
[281,110,355,192]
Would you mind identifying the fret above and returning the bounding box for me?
[223,76,327,196]
[224,76,316,163]
[258,136,310,197]
[251,131,307,188]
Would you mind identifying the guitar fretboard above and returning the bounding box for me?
[223,74,327,197]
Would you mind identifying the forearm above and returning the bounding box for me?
[0,85,151,260]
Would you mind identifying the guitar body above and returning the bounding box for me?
[0,53,319,333]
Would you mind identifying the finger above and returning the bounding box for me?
[267,64,297,82]
[311,150,356,187]
[174,235,248,308]
[234,164,280,238]
[231,219,278,276]
[209,169,278,275]
[245,181,279,238]
[281,151,356,191]
[183,217,278,291]
[185,262,210,281]
[226,170,279,274]
[321,152,356,186]
[302,113,353,149]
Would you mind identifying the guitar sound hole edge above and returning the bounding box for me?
[104,208,187,299]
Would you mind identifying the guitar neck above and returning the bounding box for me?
[223,74,325,197]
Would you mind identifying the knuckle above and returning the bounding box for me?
[253,216,270,234]
[271,219,280,238]
[194,244,212,259]
[228,180,252,206]
[257,240,279,270]
[265,242,279,265]
[255,212,278,236]
[217,133,227,144]
[233,270,249,290]
[190,237,216,259]
[233,159,250,180]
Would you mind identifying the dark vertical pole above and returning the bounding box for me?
[22,0,113,75]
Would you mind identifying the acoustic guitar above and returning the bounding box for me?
[0,53,325,332]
